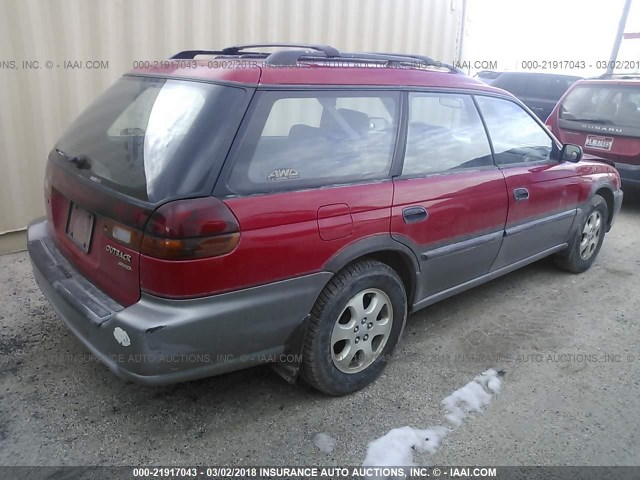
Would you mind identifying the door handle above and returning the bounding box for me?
[514,188,530,201]
[402,206,428,223]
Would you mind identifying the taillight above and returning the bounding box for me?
[141,197,240,260]
[103,219,143,250]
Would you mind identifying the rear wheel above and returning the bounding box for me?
[555,194,608,273]
[301,259,407,396]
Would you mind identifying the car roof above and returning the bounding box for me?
[129,59,508,93]
[496,71,582,81]
[127,45,510,95]
[571,76,640,86]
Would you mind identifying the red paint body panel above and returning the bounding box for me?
[391,168,509,298]
[391,169,509,246]
[555,128,640,165]
[317,204,353,241]
[47,190,141,307]
[574,160,623,197]
[130,62,262,85]
[128,60,503,93]
[45,160,151,306]
[499,162,581,225]
[139,182,393,298]
[258,65,498,91]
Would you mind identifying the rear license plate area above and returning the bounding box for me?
[66,203,95,253]
[585,135,613,151]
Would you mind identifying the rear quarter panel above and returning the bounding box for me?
[139,182,394,298]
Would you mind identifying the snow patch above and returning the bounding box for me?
[441,369,500,425]
[362,368,503,472]
[313,432,336,453]
[362,426,448,467]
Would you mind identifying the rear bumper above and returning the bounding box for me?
[28,219,331,385]
[615,162,640,186]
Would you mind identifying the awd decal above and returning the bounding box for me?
[267,168,299,181]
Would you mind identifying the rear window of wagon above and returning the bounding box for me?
[560,84,640,131]
[55,76,248,202]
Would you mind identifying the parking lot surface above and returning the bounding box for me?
[1,192,639,467]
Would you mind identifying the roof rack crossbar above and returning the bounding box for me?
[171,44,340,60]
[223,43,340,57]
[170,49,227,59]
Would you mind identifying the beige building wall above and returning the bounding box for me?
[0,0,465,253]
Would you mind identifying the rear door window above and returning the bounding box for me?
[227,91,400,194]
[402,93,493,176]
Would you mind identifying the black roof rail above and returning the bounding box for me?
[170,45,462,73]
[360,52,437,64]
[341,52,462,73]
[265,52,462,73]
[171,49,226,59]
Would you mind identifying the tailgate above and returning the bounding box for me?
[557,128,640,165]
[45,159,151,306]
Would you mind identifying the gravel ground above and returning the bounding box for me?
[0,191,639,468]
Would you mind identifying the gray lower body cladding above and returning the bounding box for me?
[615,162,640,186]
[28,219,332,385]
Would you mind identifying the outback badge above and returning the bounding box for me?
[105,244,132,263]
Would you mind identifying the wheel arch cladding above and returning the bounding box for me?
[364,251,416,308]
[322,235,419,309]
[594,186,614,229]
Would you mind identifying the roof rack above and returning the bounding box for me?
[170,43,461,73]
[171,43,340,60]
[340,52,462,73]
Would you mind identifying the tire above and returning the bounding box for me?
[555,194,608,273]
[301,259,407,396]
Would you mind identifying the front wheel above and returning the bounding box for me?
[555,194,608,273]
[301,259,407,396]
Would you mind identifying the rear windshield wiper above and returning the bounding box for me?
[55,148,92,170]
[562,117,612,124]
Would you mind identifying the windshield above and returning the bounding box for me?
[560,84,640,128]
[55,76,247,202]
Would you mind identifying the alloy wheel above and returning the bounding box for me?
[579,211,602,260]
[330,288,393,374]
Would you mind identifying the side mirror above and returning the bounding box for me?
[561,144,582,163]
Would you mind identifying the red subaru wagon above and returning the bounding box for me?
[546,76,640,187]
[28,44,623,395]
